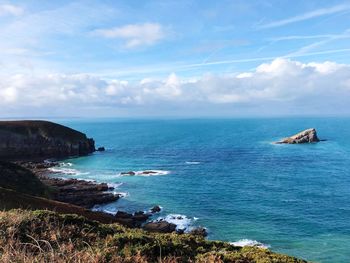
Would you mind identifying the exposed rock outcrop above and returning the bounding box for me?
[0,120,95,160]
[150,205,161,213]
[115,211,151,228]
[97,147,105,152]
[39,176,120,208]
[277,128,320,144]
[143,221,177,233]
[189,227,208,237]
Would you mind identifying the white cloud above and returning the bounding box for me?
[93,23,166,48]
[258,4,350,29]
[0,4,23,16]
[1,58,350,116]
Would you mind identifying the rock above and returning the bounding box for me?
[189,227,208,237]
[143,221,177,233]
[141,171,157,175]
[97,147,105,152]
[0,120,95,160]
[150,205,161,213]
[115,211,133,219]
[276,128,320,144]
[133,211,151,222]
[39,176,119,208]
[115,210,151,228]
[121,171,136,176]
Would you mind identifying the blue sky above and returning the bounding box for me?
[1,0,350,117]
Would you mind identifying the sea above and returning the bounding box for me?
[48,118,350,263]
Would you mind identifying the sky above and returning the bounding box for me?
[1,0,350,118]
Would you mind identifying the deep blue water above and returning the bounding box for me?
[52,118,350,262]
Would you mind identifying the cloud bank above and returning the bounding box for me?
[1,58,350,117]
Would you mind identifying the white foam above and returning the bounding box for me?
[230,239,270,249]
[92,205,116,215]
[185,161,201,165]
[115,192,129,198]
[48,167,90,176]
[60,162,73,167]
[158,214,193,232]
[108,183,123,188]
[119,170,170,176]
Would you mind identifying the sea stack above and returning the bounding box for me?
[0,120,95,159]
[277,128,320,144]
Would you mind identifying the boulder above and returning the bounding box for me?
[97,147,105,152]
[150,205,161,213]
[277,128,320,144]
[133,211,151,222]
[115,210,151,228]
[189,227,208,237]
[143,221,177,233]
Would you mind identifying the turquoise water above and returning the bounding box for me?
[52,118,350,262]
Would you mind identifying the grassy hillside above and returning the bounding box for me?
[0,161,51,198]
[0,209,307,263]
[0,187,118,224]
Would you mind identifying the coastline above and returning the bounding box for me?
[0,120,312,262]
[18,159,209,235]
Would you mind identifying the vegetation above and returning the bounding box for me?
[0,161,51,198]
[0,209,306,263]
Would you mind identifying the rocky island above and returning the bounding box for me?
[276,128,321,144]
[0,120,308,262]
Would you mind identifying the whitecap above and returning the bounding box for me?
[230,239,270,249]
[185,161,201,165]
[119,170,170,176]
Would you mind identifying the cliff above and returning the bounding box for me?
[0,120,95,159]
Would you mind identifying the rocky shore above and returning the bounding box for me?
[18,161,120,208]
[14,159,208,235]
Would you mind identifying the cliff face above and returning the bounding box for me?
[0,120,95,159]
